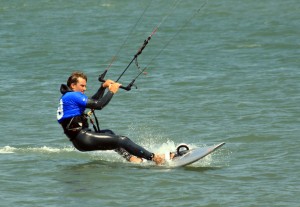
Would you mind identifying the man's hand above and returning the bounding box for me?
[102,79,115,88]
[109,82,122,94]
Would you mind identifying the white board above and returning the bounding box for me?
[167,142,225,168]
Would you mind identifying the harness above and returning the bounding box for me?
[61,114,89,139]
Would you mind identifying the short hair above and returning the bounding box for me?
[67,71,87,87]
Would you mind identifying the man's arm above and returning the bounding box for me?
[86,81,121,110]
[86,91,114,110]
[90,86,106,100]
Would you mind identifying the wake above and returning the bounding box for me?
[0,145,75,154]
[0,141,229,168]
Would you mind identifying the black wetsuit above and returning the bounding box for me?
[57,84,154,161]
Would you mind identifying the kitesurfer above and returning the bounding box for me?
[56,71,168,164]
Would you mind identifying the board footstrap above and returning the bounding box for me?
[176,143,190,156]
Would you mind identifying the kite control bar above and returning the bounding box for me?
[98,70,137,91]
[98,28,157,91]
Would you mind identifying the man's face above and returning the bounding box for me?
[71,77,87,94]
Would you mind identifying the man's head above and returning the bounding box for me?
[67,72,87,93]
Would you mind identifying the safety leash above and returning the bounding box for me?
[86,109,100,132]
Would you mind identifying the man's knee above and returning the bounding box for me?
[100,129,115,135]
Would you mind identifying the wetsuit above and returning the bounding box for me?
[57,84,154,161]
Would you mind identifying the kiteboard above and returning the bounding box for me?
[166,142,225,168]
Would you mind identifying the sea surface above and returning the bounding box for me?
[1,0,299,206]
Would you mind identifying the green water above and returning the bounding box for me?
[1,0,299,206]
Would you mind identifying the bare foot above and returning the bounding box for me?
[152,153,176,165]
[152,154,165,165]
[129,156,143,163]
[129,153,176,165]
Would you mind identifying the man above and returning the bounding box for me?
[57,71,167,164]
